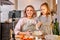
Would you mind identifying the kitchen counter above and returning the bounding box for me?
[15,35,60,40]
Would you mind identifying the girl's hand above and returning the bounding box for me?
[25,31,31,36]
[36,22,42,30]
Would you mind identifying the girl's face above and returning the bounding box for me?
[40,5,48,15]
[26,7,34,17]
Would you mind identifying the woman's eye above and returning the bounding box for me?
[30,10,33,11]
[26,9,33,12]
[26,10,29,11]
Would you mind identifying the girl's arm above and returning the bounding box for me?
[36,22,42,30]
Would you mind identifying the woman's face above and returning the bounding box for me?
[40,5,47,15]
[26,7,34,17]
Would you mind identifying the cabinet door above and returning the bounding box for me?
[0,23,1,40]
[1,23,11,40]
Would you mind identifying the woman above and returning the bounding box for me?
[36,2,53,35]
[14,5,37,35]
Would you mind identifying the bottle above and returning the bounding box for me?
[53,18,59,35]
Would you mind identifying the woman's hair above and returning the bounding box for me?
[40,2,51,16]
[24,5,36,18]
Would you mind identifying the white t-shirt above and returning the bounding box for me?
[14,17,37,35]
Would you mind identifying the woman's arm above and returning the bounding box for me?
[17,31,32,36]
[14,18,24,35]
[14,18,31,35]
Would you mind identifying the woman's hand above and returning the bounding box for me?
[25,31,31,36]
[17,31,32,36]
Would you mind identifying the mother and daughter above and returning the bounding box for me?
[14,2,53,36]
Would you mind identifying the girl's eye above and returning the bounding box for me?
[41,9,45,11]
[30,10,33,11]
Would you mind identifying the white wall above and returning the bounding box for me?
[18,0,47,10]
[18,0,53,10]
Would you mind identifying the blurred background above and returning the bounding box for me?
[0,0,60,40]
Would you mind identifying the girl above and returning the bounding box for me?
[36,2,53,35]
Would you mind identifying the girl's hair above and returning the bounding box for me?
[24,5,36,18]
[40,2,51,17]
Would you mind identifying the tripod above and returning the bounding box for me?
[11,13,16,40]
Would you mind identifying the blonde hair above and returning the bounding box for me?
[24,5,36,18]
[40,2,51,17]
